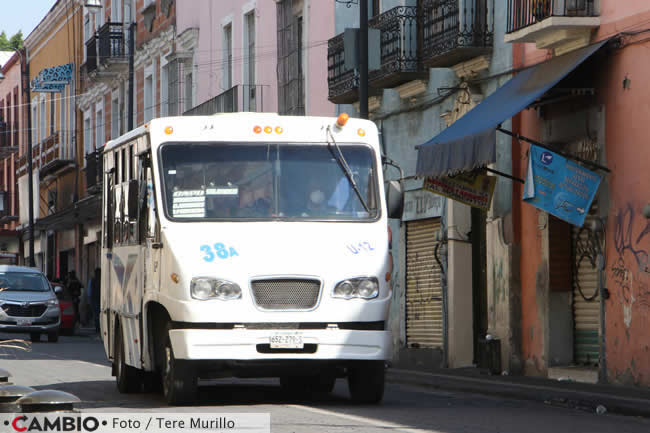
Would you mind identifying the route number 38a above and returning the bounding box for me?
[200,243,239,262]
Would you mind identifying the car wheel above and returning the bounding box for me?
[348,361,385,404]
[47,331,59,343]
[115,324,142,393]
[30,332,40,342]
[162,326,196,405]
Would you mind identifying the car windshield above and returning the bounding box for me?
[0,272,50,292]
[159,142,379,221]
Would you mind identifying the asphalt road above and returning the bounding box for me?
[1,331,650,432]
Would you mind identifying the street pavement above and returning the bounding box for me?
[1,331,650,432]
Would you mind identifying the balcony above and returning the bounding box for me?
[17,132,75,179]
[421,0,493,68]
[183,85,267,116]
[369,6,427,89]
[86,22,129,80]
[85,149,103,195]
[505,0,599,53]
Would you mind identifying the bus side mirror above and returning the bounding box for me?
[385,180,403,219]
[128,180,139,218]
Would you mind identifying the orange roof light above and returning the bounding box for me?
[164,126,174,135]
[336,113,349,128]
[253,125,262,134]
[264,126,273,134]
[358,128,366,137]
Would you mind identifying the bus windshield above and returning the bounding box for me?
[159,142,379,221]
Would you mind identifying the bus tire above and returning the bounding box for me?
[162,330,196,405]
[348,361,385,404]
[115,324,142,393]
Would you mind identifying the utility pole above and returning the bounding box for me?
[23,55,35,267]
[359,0,369,120]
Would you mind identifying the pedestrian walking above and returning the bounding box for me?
[66,271,83,326]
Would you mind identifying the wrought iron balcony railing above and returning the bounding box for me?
[507,0,596,33]
[368,6,427,88]
[327,33,359,104]
[421,0,493,68]
[183,85,266,116]
[86,22,127,74]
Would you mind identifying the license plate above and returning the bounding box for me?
[269,333,304,349]
[16,320,32,326]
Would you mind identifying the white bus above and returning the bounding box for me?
[100,113,401,405]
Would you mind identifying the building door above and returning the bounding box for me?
[405,218,443,348]
[572,205,602,366]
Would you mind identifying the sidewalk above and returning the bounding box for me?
[387,368,650,418]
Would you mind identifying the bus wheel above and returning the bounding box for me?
[162,330,196,405]
[348,361,385,404]
[115,325,142,393]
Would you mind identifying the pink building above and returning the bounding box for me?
[0,51,25,264]
[176,0,335,116]
[505,0,650,387]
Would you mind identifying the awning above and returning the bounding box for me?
[416,41,607,178]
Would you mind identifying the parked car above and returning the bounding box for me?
[51,281,78,335]
[0,265,60,342]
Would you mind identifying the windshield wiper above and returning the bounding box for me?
[326,126,370,214]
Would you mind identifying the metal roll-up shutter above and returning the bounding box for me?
[405,218,443,348]
[572,208,601,366]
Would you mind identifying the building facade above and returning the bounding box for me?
[0,51,25,265]
[508,0,650,386]
[23,0,84,280]
[330,0,515,371]
[177,0,335,117]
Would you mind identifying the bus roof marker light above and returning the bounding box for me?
[264,126,273,134]
[358,128,366,137]
[164,126,174,135]
[253,126,262,134]
[275,126,283,134]
[336,113,349,128]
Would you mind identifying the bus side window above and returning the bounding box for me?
[138,156,151,244]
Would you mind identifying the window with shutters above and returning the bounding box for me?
[277,0,305,115]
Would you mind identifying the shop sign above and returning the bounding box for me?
[402,189,444,221]
[423,171,496,211]
[523,145,601,227]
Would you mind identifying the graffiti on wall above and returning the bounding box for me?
[611,204,650,328]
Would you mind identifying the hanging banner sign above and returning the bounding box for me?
[31,63,73,93]
[423,171,497,211]
[523,144,601,227]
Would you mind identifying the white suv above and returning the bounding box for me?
[0,265,61,342]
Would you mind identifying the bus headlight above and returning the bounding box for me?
[191,278,242,301]
[332,277,379,300]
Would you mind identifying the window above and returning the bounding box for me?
[111,0,122,22]
[223,23,232,90]
[371,0,380,17]
[31,101,38,147]
[13,87,18,150]
[40,98,46,142]
[61,88,66,158]
[161,58,169,116]
[167,60,179,115]
[83,113,92,164]
[95,103,104,151]
[244,11,256,111]
[121,148,126,183]
[84,11,91,41]
[111,94,120,139]
[144,66,154,122]
[50,95,55,136]
[184,64,193,112]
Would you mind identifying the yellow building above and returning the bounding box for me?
[21,0,97,284]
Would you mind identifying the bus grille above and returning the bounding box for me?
[251,279,321,310]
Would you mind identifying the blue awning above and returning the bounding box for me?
[416,41,607,178]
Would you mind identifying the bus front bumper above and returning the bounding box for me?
[168,328,392,361]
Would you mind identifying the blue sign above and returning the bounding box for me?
[523,145,601,227]
[31,63,73,93]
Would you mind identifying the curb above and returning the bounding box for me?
[386,369,650,418]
